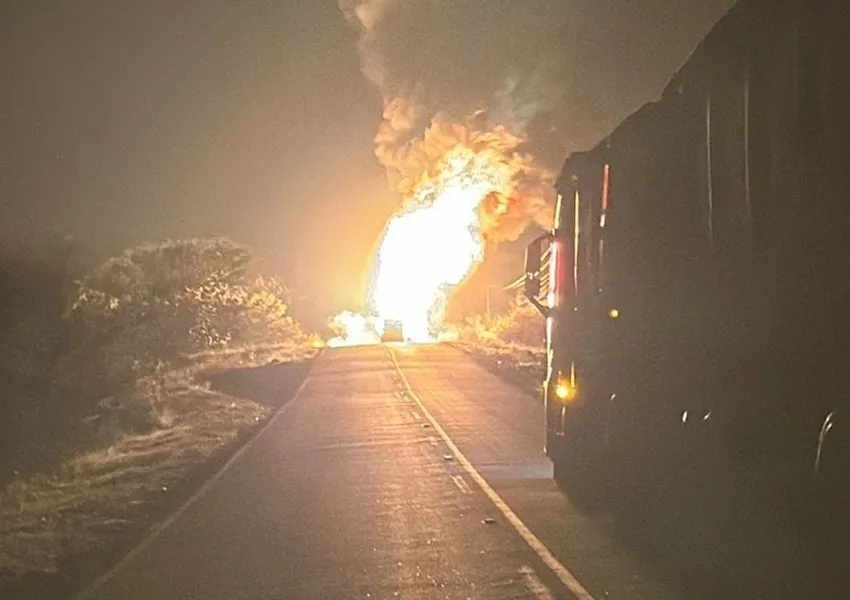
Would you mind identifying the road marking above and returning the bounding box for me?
[321,438,430,451]
[388,347,598,600]
[72,365,317,600]
[451,474,472,494]
[520,565,556,600]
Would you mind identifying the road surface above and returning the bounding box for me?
[75,344,690,600]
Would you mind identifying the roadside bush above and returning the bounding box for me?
[64,237,305,396]
[1,237,310,482]
[457,294,544,348]
[488,295,545,347]
[455,296,546,349]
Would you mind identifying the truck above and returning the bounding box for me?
[523,0,850,558]
[381,319,405,342]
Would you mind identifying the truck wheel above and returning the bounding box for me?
[611,457,666,549]
[612,484,656,545]
[552,440,610,513]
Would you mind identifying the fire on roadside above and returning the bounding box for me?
[328,123,542,348]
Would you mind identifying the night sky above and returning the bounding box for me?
[1,0,735,327]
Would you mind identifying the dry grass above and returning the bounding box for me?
[181,340,322,374]
[0,343,317,588]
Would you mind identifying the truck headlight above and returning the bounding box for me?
[554,380,577,402]
[553,363,578,402]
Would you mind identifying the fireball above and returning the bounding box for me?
[328,123,543,347]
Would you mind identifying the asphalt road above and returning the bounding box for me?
[75,344,691,600]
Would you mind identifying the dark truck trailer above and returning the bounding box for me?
[523,0,850,572]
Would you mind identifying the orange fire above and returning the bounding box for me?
[328,122,541,347]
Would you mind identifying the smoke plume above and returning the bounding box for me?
[340,0,584,239]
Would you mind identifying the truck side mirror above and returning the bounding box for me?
[523,234,549,300]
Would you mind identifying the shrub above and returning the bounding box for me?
[489,295,545,347]
[459,294,545,348]
[64,237,305,396]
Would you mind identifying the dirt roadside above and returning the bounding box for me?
[0,348,319,600]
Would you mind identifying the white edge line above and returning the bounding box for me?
[73,363,316,600]
[388,347,597,600]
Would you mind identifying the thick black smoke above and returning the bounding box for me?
[339,0,594,235]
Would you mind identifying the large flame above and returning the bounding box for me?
[329,123,542,347]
